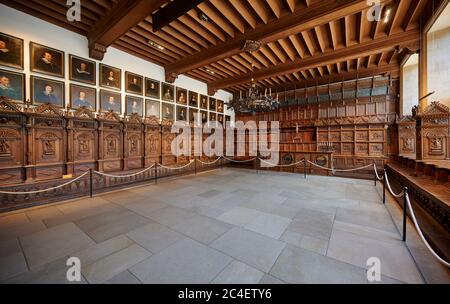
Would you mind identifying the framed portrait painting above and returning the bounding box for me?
[209,112,217,122]
[200,94,208,110]
[145,78,160,99]
[161,83,174,102]
[31,76,65,107]
[176,87,187,104]
[188,91,198,107]
[126,95,143,116]
[100,90,122,114]
[218,114,224,124]
[200,110,208,124]
[217,100,224,113]
[0,69,25,103]
[30,42,64,78]
[161,102,174,120]
[145,99,160,118]
[100,64,121,91]
[125,72,143,95]
[209,98,217,111]
[176,106,187,121]
[189,108,199,123]
[69,55,96,85]
[70,84,96,110]
[0,33,24,70]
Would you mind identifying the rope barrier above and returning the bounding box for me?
[259,158,305,167]
[0,171,89,195]
[404,193,450,267]
[382,169,450,267]
[374,163,384,181]
[306,160,374,172]
[158,159,195,170]
[222,156,257,163]
[196,157,223,165]
[384,171,405,198]
[94,163,155,178]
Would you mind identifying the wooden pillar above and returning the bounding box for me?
[418,27,428,113]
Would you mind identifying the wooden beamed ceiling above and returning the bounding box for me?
[2,0,431,94]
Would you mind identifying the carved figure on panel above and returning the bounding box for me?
[43,139,55,156]
[79,138,90,155]
[430,137,443,154]
[148,135,157,153]
[402,138,413,151]
[0,139,11,157]
[129,136,139,156]
[106,135,117,155]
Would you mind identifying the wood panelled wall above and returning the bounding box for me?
[237,75,399,171]
[0,98,219,186]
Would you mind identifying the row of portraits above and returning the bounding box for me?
[0,68,227,120]
[0,32,225,112]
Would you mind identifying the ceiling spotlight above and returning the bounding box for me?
[148,40,165,51]
[205,68,215,75]
[199,13,209,22]
[382,7,392,23]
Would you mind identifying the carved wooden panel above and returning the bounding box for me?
[398,117,416,156]
[124,114,144,170]
[69,107,98,176]
[417,102,450,160]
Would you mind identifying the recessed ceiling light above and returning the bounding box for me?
[383,7,392,23]
[205,68,215,75]
[199,13,209,22]
[148,40,165,51]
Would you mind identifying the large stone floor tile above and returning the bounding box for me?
[280,231,329,255]
[145,206,197,227]
[73,234,135,266]
[0,212,29,230]
[189,204,227,218]
[0,220,46,241]
[55,197,113,214]
[335,208,397,234]
[212,260,264,284]
[126,222,183,254]
[269,245,367,284]
[241,193,287,213]
[216,207,265,226]
[105,270,142,284]
[124,199,168,218]
[259,274,286,284]
[286,208,334,241]
[327,229,424,284]
[172,215,233,244]
[129,238,231,284]
[99,190,148,205]
[44,203,121,228]
[20,222,94,269]
[25,206,64,222]
[210,227,286,272]
[74,208,151,243]
[82,244,151,284]
[6,257,87,284]
[0,238,28,282]
[244,213,291,239]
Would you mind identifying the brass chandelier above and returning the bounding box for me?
[226,40,280,114]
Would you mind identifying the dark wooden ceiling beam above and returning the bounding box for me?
[152,0,207,32]
[209,28,418,91]
[165,0,390,82]
[87,0,167,60]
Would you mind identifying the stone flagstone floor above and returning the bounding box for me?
[0,168,426,284]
